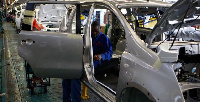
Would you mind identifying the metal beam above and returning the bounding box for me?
[76,4,81,34]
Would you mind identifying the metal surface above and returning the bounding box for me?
[18,31,83,79]
[103,1,184,101]
[117,1,172,8]
[17,0,196,102]
[82,1,183,101]
[82,3,116,101]
[172,27,200,41]
[37,4,67,23]
[180,82,200,92]
[76,4,81,34]
[146,0,200,46]
[4,21,102,102]
[118,52,183,101]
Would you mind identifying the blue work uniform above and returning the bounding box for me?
[62,79,81,102]
[93,32,113,68]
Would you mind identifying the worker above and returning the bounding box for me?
[62,21,112,102]
[32,19,44,31]
[62,79,81,102]
[81,21,113,100]
[92,21,113,70]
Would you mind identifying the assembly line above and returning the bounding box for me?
[1,0,200,102]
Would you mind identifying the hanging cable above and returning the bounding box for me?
[156,23,181,49]
[185,15,200,24]
[169,2,192,50]
[157,3,199,50]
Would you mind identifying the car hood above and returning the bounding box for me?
[146,0,200,47]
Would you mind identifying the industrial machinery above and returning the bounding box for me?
[14,4,25,33]
[25,61,50,95]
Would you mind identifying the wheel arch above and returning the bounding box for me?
[117,82,157,102]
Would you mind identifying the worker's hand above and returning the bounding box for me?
[94,54,102,61]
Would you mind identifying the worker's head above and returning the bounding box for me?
[91,21,100,37]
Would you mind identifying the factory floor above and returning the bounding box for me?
[3,21,103,102]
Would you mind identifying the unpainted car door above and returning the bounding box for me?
[18,31,83,79]
[18,2,83,79]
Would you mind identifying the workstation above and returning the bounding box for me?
[0,0,200,102]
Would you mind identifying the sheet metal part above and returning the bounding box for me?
[146,0,200,46]
[19,31,83,79]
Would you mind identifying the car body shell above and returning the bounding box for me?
[18,0,200,101]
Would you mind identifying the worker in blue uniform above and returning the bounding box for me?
[91,21,113,71]
[62,21,112,102]
[62,79,81,102]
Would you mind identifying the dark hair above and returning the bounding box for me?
[92,21,100,28]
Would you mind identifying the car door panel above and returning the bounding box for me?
[18,31,83,79]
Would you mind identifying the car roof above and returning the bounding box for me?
[27,0,173,8]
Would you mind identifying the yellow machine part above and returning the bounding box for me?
[81,83,89,100]
[80,15,85,20]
